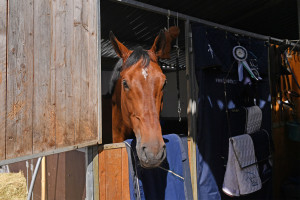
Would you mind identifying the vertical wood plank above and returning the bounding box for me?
[89,0,99,143]
[54,0,74,147]
[0,0,7,160]
[185,20,198,200]
[105,148,122,200]
[74,0,98,144]
[98,148,106,200]
[47,153,67,200]
[121,147,130,200]
[64,0,75,148]
[93,146,100,200]
[6,0,33,158]
[32,0,56,153]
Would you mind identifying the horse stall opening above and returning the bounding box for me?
[99,1,198,199]
[0,0,101,165]
[100,0,188,144]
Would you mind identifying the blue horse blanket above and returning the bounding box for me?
[125,134,220,200]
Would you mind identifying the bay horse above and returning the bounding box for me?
[109,30,167,168]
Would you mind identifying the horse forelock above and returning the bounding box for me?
[109,46,153,94]
[123,46,151,69]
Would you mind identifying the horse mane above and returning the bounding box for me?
[109,46,152,94]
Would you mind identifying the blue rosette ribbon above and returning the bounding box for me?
[233,46,262,82]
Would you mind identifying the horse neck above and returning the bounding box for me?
[111,79,132,142]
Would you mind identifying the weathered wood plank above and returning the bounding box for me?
[121,147,130,200]
[54,0,74,147]
[93,146,100,200]
[47,153,67,200]
[0,0,7,160]
[32,0,56,153]
[74,0,98,144]
[98,148,106,200]
[88,0,99,144]
[105,148,122,200]
[64,0,76,149]
[6,0,34,159]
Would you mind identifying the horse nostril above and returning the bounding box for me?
[156,145,166,160]
[141,146,147,159]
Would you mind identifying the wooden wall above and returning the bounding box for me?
[9,150,86,200]
[0,0,99,164]
[99,145,130,200]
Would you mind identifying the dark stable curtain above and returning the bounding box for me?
[192,23,272,200]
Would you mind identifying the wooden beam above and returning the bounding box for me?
[185,20,198,200]
[86,147,94,200]
[93,146,100,200]
[41,157,46,200]
[0,0,7,160]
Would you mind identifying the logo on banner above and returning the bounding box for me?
[208,44,214,59]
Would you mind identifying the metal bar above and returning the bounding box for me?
[111,0,270,41]
[86,147,94,200]
[0,140,99,166]
[27,157,42,200]
[185,19,198,200]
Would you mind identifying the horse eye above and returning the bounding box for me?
[122,80,129,90]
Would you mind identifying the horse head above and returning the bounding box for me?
[110,30,167,168]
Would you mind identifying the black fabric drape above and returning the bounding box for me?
[192,23,272,200]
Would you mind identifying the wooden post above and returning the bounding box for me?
[93,146,99,200]
[41,157,46,200]
[86,145,99,200]
[185,20,198,200]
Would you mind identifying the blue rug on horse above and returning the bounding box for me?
[124,134,220,200]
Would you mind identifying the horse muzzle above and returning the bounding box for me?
[136,142,166,168]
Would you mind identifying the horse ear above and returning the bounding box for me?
[109,31,130,60]
[150,30,166,58]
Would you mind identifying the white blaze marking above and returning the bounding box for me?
[142,68,148,80]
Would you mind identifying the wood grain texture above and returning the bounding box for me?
[93,146,100,200]
[105,148,122,200]
[98,146,130,200]
[47,153,67,200]
[121,147,130,200]
[3,0,99,163]
[54,0,74,148]
[74,0,98,144]
[33,0,56,153]
[6,0,34,158]
[0,0,6,160]
[98,148,106,200]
